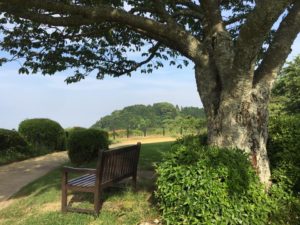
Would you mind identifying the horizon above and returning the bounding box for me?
[1,36,299,130]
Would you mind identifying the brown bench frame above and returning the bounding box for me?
[61,142,141,215]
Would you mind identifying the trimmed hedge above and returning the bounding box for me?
[67,128,109,165]
[0,128,30,153]
[18,118,66,152]
[268,114,300,193]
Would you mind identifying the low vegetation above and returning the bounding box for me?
[0,118,67,165]
[67,128,109,165]
[0,128,31,165]
[19,118,66,152]
[156,136,300,225]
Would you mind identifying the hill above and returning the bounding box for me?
[91,102,206,137]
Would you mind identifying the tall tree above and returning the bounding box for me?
[0,0,299,184]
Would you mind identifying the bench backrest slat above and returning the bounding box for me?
[97,143,141,184]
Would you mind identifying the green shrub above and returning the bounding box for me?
[268,114,300,193]
[0,128,30,153]
[155,140,272,225]
[0,128,32,165]
[268,182,300,225]
[18,118,66,152]
[67,128,109,165]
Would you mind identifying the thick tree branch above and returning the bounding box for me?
[201,0,234,90]
[233,0,293,77]
[254,2,300,87]
[0,0,203,62]
[202,0,224,33]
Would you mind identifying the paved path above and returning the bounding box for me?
[0,137,175,209]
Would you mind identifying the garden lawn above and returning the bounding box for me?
[0,141,174,225]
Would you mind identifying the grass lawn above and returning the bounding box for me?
[0,141,174,225]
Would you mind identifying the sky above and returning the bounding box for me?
[0,35,299,130]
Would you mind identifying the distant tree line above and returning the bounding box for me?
[91,102,206,138]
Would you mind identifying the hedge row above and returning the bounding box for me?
[67,128,109,165]
[1,118,109,165]
[0,128,32,165]
[0,118,66,164]
[19,118,66,152]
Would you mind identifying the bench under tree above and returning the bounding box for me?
[61,142,141,215]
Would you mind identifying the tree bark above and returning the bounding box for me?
[195,65,271,185]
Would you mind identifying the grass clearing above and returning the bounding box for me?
[0,141,174,225]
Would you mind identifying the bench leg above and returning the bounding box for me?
[94,188,101,216]
[61,173,68,212]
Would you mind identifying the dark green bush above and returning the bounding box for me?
[268,114,300,193]
[0,128,30,153]
[67,128,109,165]
[18,118,66,152]
[0,128,32,165]
[155,139,273,225]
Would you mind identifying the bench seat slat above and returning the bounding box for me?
[68,174,96,187]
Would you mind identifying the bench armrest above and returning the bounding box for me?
[62,166,96,174]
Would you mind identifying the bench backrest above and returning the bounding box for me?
[96,142,141,186]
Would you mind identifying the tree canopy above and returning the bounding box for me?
[0,1,298,83]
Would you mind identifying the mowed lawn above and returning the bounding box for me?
[0,141,174,225]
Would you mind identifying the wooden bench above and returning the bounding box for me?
[61,142,141,215]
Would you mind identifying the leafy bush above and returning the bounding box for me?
[268,114,300,193]
[268,182,300,225]
[0,128,32,165]
[155,140,272,225]
[0,128,29,152]
[18,118,66,152]
[67,128,109,165]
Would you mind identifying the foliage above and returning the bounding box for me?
[155,139,272,225]
[18,118,66,152]
[0,128,32,165]
[67,128,109,165]
[267,114,300,193]
[268,182,300,225]
[91,102,206,136]
[0,1,283,81]
[270,55,300,116]
[0,128,29,153]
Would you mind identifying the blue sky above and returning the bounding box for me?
[0,35,299,130]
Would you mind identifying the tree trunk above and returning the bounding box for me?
[195,65,271,185]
